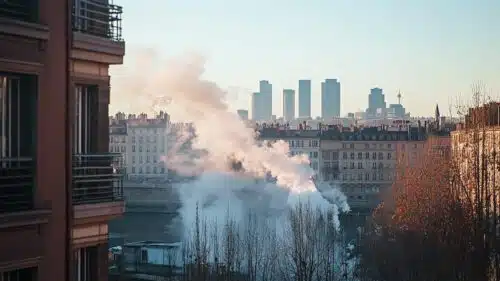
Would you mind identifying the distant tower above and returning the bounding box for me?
[397,90,402,105]
[435,104,441,129]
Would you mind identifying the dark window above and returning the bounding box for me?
[74,85,99,154]
[0,74,37,213]
[73,246,98,281]
[1,267,37,281]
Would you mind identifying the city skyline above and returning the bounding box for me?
[109,0,499,118]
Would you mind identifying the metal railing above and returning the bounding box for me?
[0,157,34,213]
[0,0,38,22]
[72,153,124,205]
[72,0,123,41]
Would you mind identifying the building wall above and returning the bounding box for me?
[321,79,341,120]
[0,0,69,279]
[298,80,311,118]
[126,123,169,179]
[283,89,295,121]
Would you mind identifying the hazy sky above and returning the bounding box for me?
[110,0,499,117]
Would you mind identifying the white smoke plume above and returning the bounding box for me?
[113,52,349,238]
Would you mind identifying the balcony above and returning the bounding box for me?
[72,153,124,205]
[0,157,34,213]
[0,0,38,22]
[72,0,122,41]
[71,0,125,62]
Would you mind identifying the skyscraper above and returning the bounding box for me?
[251,92,263,121]
[259,80,272,121]
[367,87,387,118]
[298,80,311,118]
[321,79,341,120]
[282,89,295,121]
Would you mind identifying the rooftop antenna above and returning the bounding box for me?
[397,90,402,105]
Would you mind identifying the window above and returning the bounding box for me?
[1,267,37,281]
[350,152,354,159]
[139,146,143,152]
[342,152,347,159]
[357,162,363,169]
[372,152,377,160]
[357,152,362,159]
[378,152,384,160]
[332,151,339,159]
[365,152,370,159]
[387,152,392,159]
[73,246,98,281]
[350,162,355,169]
[132,136,136,143]
[132,156,136,163]
[74,84,98,154]
[132,166,135,173]
[387,144,392,149]
[132,145,135,152]
[313,151,318,158]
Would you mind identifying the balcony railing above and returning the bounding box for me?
[72,0,123,41]
[0,157,34,213]
[0,0,38,22]
[72,153,124,205]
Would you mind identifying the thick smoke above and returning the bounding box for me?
[115,52,349,237]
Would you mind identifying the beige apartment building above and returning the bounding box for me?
[320,127,433,211]
[451,102,500,237]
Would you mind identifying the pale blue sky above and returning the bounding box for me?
[110,0,500,117]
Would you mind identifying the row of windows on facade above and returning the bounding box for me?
[340,142,420,149]
[341,185,381,194]
[131,145,165,153]
[322,151,394,160]
[288,140,320,148]
[131,135,166,143]
[110,145,126,153]
[323,172,392,181]
[131,155,161,164]
[110,136,126,143]
[290,151,319,158]
[324,161,390,170]
[128,128,167,135]
[130,166,167,174]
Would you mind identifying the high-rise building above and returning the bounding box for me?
[282,89,296,121]
[367,87,387,118]
[0,0,126,280]
[321,79,341,120]
[251,92,263,121]
[259,80,273,121]
[298,80,312,118]
[237,109,249,120]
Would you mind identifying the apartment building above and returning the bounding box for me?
[257,121,449,211]
[258,127,321,173]
[320,127,432,210]
[126,117,169,179]
[0,0,125,280]
[451,102,500,236]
